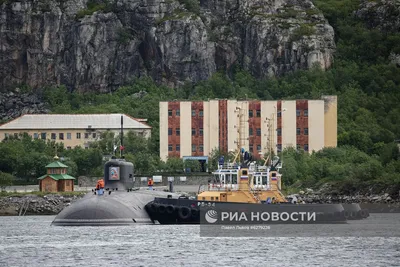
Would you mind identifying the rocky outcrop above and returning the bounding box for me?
[0,0,335,92]
[0,194,83,215]
[0,90,49,122]
[355,0,400,32]
[355,0,400,66]
[292,183,400,204]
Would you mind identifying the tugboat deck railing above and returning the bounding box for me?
[198,184,276,193]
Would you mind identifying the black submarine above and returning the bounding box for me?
[52,157,182,226]
[52,115,180,226]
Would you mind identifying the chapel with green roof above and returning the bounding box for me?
[38,156,75,192]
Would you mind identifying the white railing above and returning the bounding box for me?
[207,183,239,191]
[217,163,240,170]
[251,185,271,190]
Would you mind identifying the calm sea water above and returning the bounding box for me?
[0,215,400,267]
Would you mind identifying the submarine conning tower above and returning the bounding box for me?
[104,157,134,190]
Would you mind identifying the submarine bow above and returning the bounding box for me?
[52,196,142,226]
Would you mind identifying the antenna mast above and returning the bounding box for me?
[233,104,246,164]
[120,115,124,158]
[265,110,276,166]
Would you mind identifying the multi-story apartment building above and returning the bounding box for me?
[159,96,337,161]
[0,114,151,149]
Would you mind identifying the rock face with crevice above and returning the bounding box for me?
[0,0,335,92]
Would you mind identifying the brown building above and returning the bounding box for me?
[159,96,337,161]
[38,157,75,192]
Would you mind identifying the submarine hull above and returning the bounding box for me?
[145,197,348,224]
[52,190,179,226]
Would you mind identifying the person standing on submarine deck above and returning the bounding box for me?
[148,178,154,190]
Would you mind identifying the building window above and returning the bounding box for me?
[199,128,203,136]
[51,133,56,140]
[277,144,282,152]
[297,128,301,135]
[41,133,46,139]
[67,146,72,150]
[199,144,204,152]
[76,133,81,139]
[277,128,282,136]
[249,110,253,117]
[304,144,309,151]
[168,110,172,116]
[67,133,71,140]
[304,109,308,117]
[304,128,309,135]
[257,145,261,151]
[92,133,96,139]
[192,128,196,136]
[297,144,301,150]
[249,128,253,136]
[4,133,9,138]
[176,109,180,116]
[59,133,64,140]
[168,145,173,151]
[176,144,180,151]
[199,110,203,117]
[176,128,180,136]
[33,133,38,139]
[256,128,261,136]
[249,144,253,151]
[277,111,282,117]
[256,110,261,117]
[192,145,196,152]
[192,110,196,116]
[296,110,300,117]
[84,133,89,139]
[14,133,18,138]
[168,128,172,136]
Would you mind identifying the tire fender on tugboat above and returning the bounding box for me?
[166,205,175,214]
[178,206,191,220]
[191,208,199,219]
[158,204,167,214]
[148,203,159,214]
[359,209,369,218]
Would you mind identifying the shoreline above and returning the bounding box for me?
[1,191,400,216]
[0,194,85,216]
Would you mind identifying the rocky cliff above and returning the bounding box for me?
[0,0,335,92]
[355,0,400,66]
[0,90,49,122]
[355,0,400,33]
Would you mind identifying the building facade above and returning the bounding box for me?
[0,114,151,149]
[159,96,337,161]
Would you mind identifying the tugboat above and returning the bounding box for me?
[145,149,369,225]
[145,124,369,224]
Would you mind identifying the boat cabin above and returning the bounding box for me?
[197,162,286,203]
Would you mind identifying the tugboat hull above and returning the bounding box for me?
[145,198,348,224]
[342,203,369,219]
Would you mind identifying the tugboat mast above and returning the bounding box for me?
[233,104,247,165]
[120,115,124,158]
